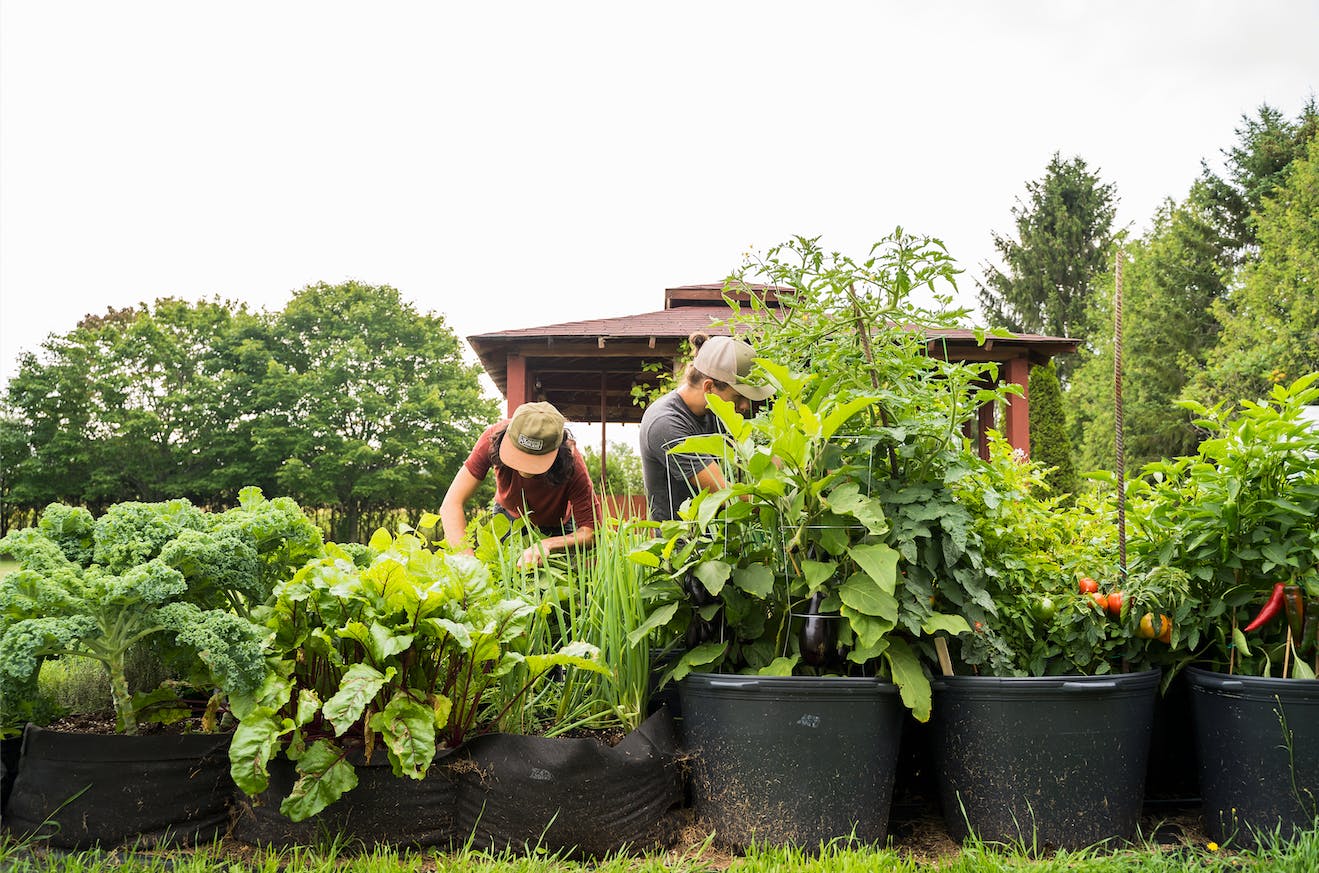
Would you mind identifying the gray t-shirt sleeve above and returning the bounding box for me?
[639,391,721,521]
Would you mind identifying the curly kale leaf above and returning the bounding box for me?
[0,615,101,691]
[212,488,324,601]
[0,566,86,619]
[37,503,96,566]
[156,602,269,696]
[92,499,208,573]
[0,528,77,576]
[102,560,189,607]
[159,529,262,608]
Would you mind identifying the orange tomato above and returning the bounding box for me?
[1139,613,1172,641]
[1090,591,1109,612]
[1078,577,1099,594]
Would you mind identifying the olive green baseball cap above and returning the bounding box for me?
[499,402,566,474]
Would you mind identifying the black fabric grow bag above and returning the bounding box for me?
[0,734,22,818]
[1187,667,1319,845]
[929,670,1159,850]
[1,734,21,817]
[678,673,904,849]
[2,724,233,849]
[232,746,459,849]
[452,709,683,858]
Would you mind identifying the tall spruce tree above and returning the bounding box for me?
[1195,136,1319,404]
[1199,99,1319,263]
[978,153,1117,381]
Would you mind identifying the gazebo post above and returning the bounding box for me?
[1004,356,1031,458]
[506,354,530,415]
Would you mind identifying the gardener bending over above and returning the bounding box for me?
[442,401,601,567]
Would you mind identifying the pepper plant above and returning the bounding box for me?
[228,526,608,822]
[1129,373,1319,678]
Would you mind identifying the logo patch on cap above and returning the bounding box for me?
[517,434,546,452]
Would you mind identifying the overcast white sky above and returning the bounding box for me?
[3,1,1318,447]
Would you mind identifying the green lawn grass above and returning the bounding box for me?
[1,828,1316,873]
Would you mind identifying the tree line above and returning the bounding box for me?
[978,98,1319,483]
[0,281,499,541]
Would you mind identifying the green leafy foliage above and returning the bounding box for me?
[1129,373,1319,676]
[977,153,1117,380]
[951,437,1188,677]
[229,527,608,822]
[0,492,302,735]
[631,233,1031,721]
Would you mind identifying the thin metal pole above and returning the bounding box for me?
[1114,250,1126,580]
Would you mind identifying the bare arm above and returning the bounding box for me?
[519,524,595,568]
[691,460,729,494]
[440,467,482,553]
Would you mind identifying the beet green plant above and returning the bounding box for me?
[228,527,608,822]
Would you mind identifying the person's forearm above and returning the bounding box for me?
[541,526,595,554]
[439,500,468,550]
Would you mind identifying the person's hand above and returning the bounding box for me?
[517,543,547,569]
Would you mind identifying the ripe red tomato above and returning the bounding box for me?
[1106,590,1124,617]
[1090,591,1109,611]
[1078,576,1099,594]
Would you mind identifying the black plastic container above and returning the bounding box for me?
[678,673,903,849]
[454,710,683,859]
[1187,667,1319,845]
[929,670,1159,849]
[2,725,233,849]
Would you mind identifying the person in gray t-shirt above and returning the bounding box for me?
[639,332,774,521]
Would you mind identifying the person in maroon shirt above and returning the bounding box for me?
[440,401,601,568]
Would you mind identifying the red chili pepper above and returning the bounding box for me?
[1283,585,1305,640]
[1243,582,1287,633]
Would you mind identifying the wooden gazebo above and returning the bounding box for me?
[466,284,1079,462]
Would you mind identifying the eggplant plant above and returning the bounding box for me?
[228,526,609,822]
[631,362,972,720]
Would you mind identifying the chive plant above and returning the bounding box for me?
[475,509,653,736]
